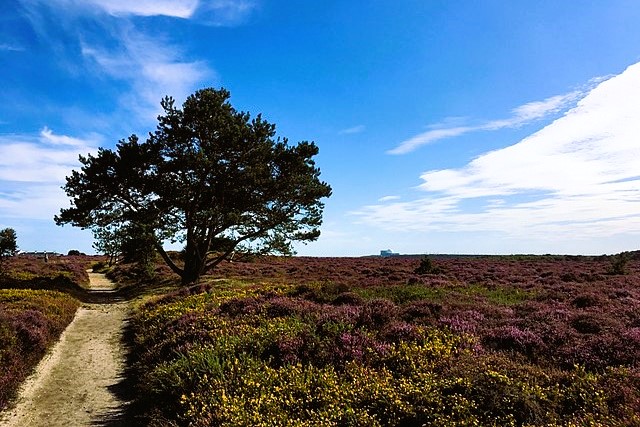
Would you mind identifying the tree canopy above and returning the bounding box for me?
[0,228,17,259]
[56,88,332,284]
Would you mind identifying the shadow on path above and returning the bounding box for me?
[85,273,142,427]
[90,320,141,427]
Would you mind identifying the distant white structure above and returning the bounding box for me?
[380,249,399,257]
[18,251,62,259]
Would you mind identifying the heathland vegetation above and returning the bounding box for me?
[1,246,639,425]
[0,256,83,410]
[116,254,640,426]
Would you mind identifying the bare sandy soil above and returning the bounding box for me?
[0,273,131,427]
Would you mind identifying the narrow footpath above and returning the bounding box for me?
[0,273,131,427]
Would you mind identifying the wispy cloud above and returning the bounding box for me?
[85,0,257,24]
[87,0,199,18]
[0,129,98,219]
[356,62,640,242]
[195,0,257,26]
[388,90,585,155]
[389,126,472,154]
[81,30,211,121]
[23,0,256,22]
[40,127,95,147]
[378,195,400,202]
[0,43,25,52]
[339,125,366,135]
[18,0,217,126]
[0,129,98,183]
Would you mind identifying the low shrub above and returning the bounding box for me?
[414,256,443,274]
[123,255,640,426]
[608,251,631,275]
[0,289,80,410]
[482,325,546,359]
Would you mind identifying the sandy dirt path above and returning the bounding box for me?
[0,273,131,427]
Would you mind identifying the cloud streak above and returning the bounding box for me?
[378,195,400,202]
[85,0,258,23]
[388,90,584,155]
[339,125,366,135]
[0,43,25,52]
[357,62,640,243]
[23,0,256,21]
[195,0,257,26]
[0,129,98,220]
[18,0,222,126]
[81,30,211,121]
[87,0,199,18]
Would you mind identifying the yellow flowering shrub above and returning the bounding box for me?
[129,280,640,426]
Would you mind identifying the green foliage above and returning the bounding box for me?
[0,228,17,273]
[56,88,332,285]
[93,223,157,272]
[0,228,17,257]
[92,225,124,266]
[608,251,631,275]
[414,256,443,274]
[119,223,157,278]
[91,261,108,273]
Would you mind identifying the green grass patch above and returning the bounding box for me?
[354,283,532,306]
[355,284,448,304]
[458,284,532,306]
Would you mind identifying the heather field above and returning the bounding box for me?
[0,255,91,292]
[0,256,88,410]
[0,289,80,410]
[128,255,640,426]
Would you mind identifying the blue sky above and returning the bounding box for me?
[2,1,640,256]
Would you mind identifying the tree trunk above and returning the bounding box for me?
[181,241,205,285]
[181,264,201,285]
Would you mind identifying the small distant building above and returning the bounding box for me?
[18,251,62,259]
[380,249,399,257]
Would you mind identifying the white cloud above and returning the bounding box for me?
[339,125,366,135]
[18,0,257,23]
[0,43,24,52]
[82,31,212,121]
[388,90,585,155]
[0,130,98,220]
[87,0,199,18]
[19,0,215,125]
[378,195,400,202]
[356,62,640,243]
[45,0,257,23]
[488,92,581,128]
[389,126,472,155]
[40,127,97,147]
[195,0,257,26]
[0,129,97,183]
[0,184,71,221]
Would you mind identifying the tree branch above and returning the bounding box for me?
[154,241,183,277]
